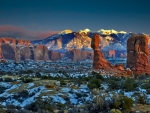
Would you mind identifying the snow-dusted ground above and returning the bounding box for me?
[0,60,150,112]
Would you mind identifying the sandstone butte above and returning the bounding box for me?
[126,34,150,75]
[91,34,125,74]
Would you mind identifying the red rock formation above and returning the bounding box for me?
[127,34,150,75]
[91,34,124,72]
[0,38,16,45]
[66,49,93,61]
[1,44,16,60]
[48,50,62,61]
[91,34,112,69]
[0,37,33,47]
[0,47,2,59]
[20,47,31,60]
[108,50,115,58]
[23,40,32,46]
[17,39,23,44]
[34,44,49,61]
[91,34,100,50]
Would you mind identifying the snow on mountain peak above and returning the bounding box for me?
[98,29,127,35]
[60,29,72,34]
[79,28,90,34]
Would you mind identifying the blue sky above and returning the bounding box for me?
[0,0,150,39]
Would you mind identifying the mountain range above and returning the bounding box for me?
[0,29,149,62]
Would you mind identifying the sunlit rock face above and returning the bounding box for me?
[66,32,92,49]
[91,34,125,73]
[127,34,150,74]
[34,44,49,61]
[91,34,112,69]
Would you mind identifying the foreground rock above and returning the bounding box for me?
[127,34,150,75]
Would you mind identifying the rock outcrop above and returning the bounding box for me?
[48,50,62,61]
[91,34,124,72]
[0,46,2,59]
[127,34,150,74]
[91,34,112,69]
[1,44,16,60]
[34,44,49,61]
[108,50,115,58]
[66,49,93,61]
[20,47,31,60]
[0,38,50,61]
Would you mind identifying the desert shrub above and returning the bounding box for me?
[60,80,66,86]
[108,80,120,90]
[87,78,102,89]
[25,98,53,112]
[91,71,104,80]
[142,82,150,89]
[147,89,150,94]
[3,77,14,82]
[20,77,33,83]
[0,97,6,102]
[93,95,105,111]
[76,92,82,99]
[110,109,122,113]
[45,84,55,88]
[27,70,33,73]
[6,105,17,113]
[110,76,122,81]
[6,71,13,75]
[0,71,4,75]
[41,75,49,79]
[56,103,66,110]
[0,77,3,82]
[85,76,93,81]
[0,86,7,94]
[17,90,29,102]
[122,78,138,91]
[35,72,41,78]
[0,108,6,113]
[113,95,133,112]
[134,74,139,79]
[92,88,100,95]
[138,74,149,79]
[137,94,147,104]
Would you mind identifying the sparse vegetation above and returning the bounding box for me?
[20,77,33,83]
[0,61,150,113]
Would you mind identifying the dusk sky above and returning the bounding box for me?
[0,0,150,40]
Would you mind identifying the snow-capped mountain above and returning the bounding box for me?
[31,29,133,52]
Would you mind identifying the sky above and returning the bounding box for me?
[0,0,150,40]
